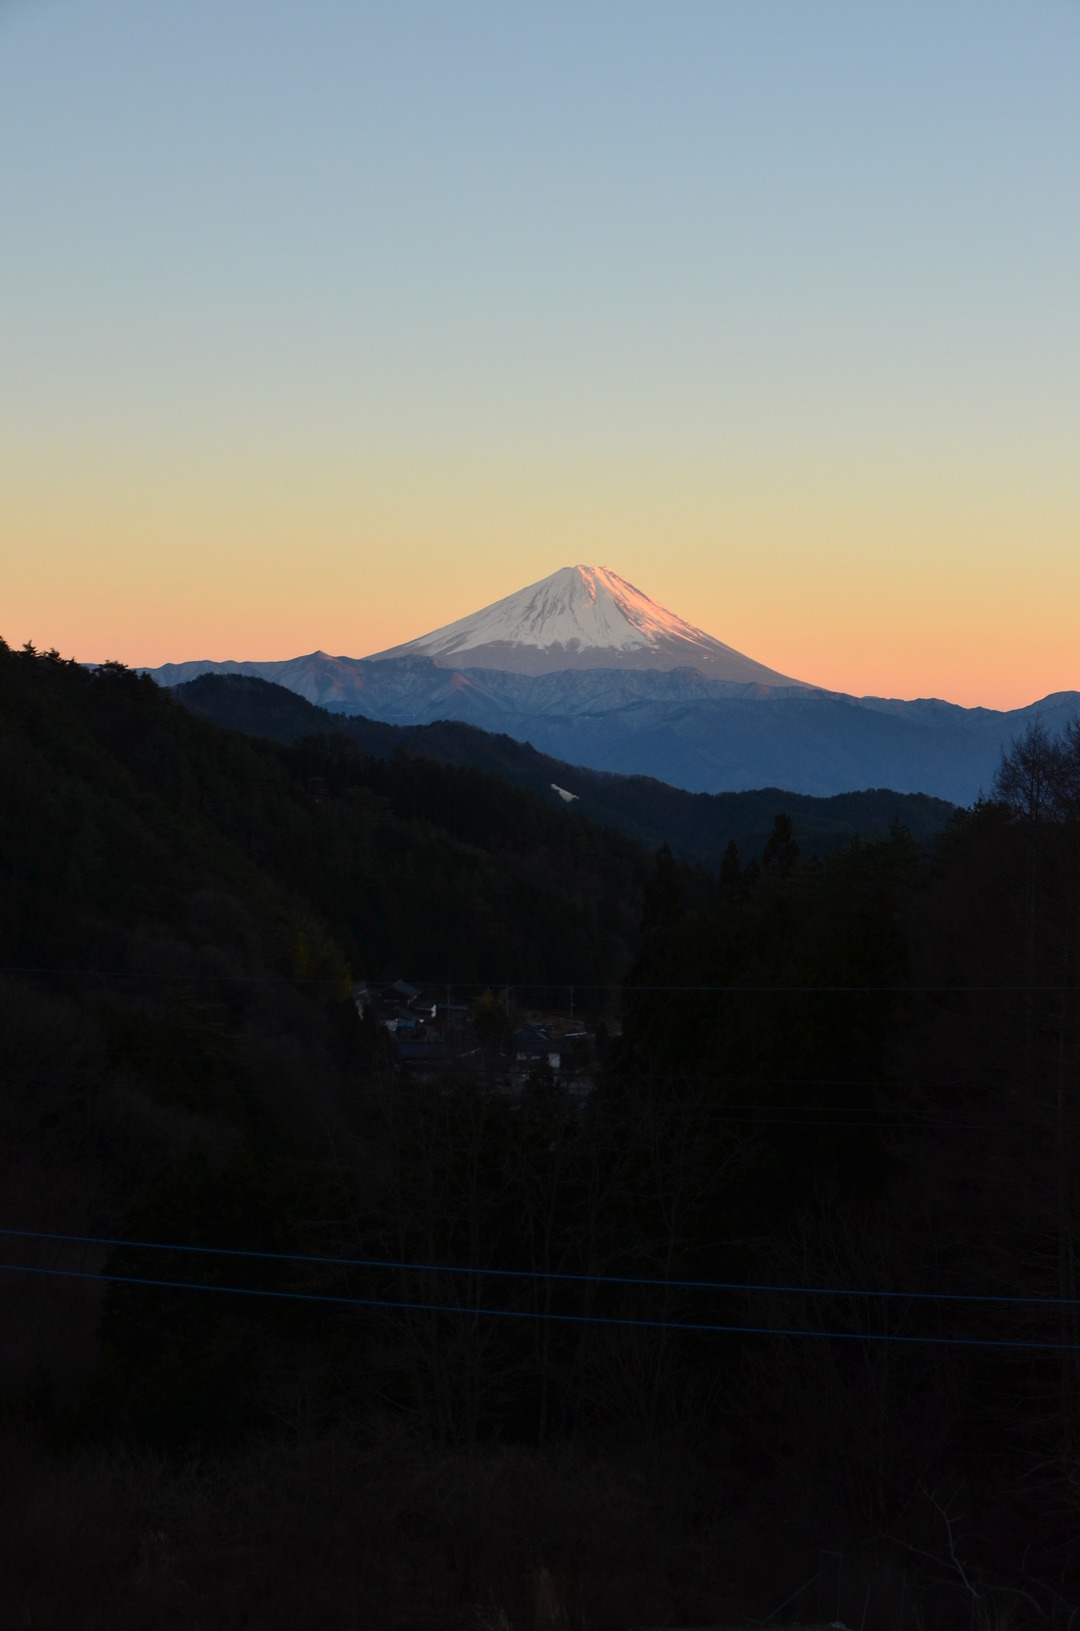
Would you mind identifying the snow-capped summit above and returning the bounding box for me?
[367,565,803,684]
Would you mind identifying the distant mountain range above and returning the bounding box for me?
[144,565,1080,804]
[173,672,957,866]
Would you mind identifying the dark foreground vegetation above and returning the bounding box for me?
[2,640,1079,1629]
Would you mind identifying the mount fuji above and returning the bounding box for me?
[144,566,1079,804]
[368,564,804,685]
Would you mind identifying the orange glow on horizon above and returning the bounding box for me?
[4,439,1077,713]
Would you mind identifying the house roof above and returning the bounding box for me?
[512,1026,554,1054]
[387,979,422,1000]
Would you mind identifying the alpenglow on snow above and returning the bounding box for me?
[367,565,804,683]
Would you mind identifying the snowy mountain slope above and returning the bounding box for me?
[144,653,805,721]
[367,564,805,683]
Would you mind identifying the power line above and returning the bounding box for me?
[4,1053,1002,1097]
[1,966,1078,994]
[0,966,338,986]
[6,1225,1078,1309]
[2,1259,1077,1353]
[0,1055,1008,1097]
[9,1068,1067,1134]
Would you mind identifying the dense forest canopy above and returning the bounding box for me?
[0,644,645,990]
[2,638,1079,1629]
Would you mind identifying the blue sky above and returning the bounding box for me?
[3,1,1078,703]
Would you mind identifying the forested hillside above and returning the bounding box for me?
[3,640,1080,1629]
[1,647,645,989]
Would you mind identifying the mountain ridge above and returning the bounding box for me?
[139,565,1079,803]
[368,564,805,683]
[145,652,1080,803]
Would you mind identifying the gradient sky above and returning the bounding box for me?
[2,0,1077,707]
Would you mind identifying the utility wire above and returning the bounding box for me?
[9,1054,1012,1097]
[5,1225,1078,1309]
[2,1259,1078,1353]
[7,1071,1066,1133]
[1,966,1077,994]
